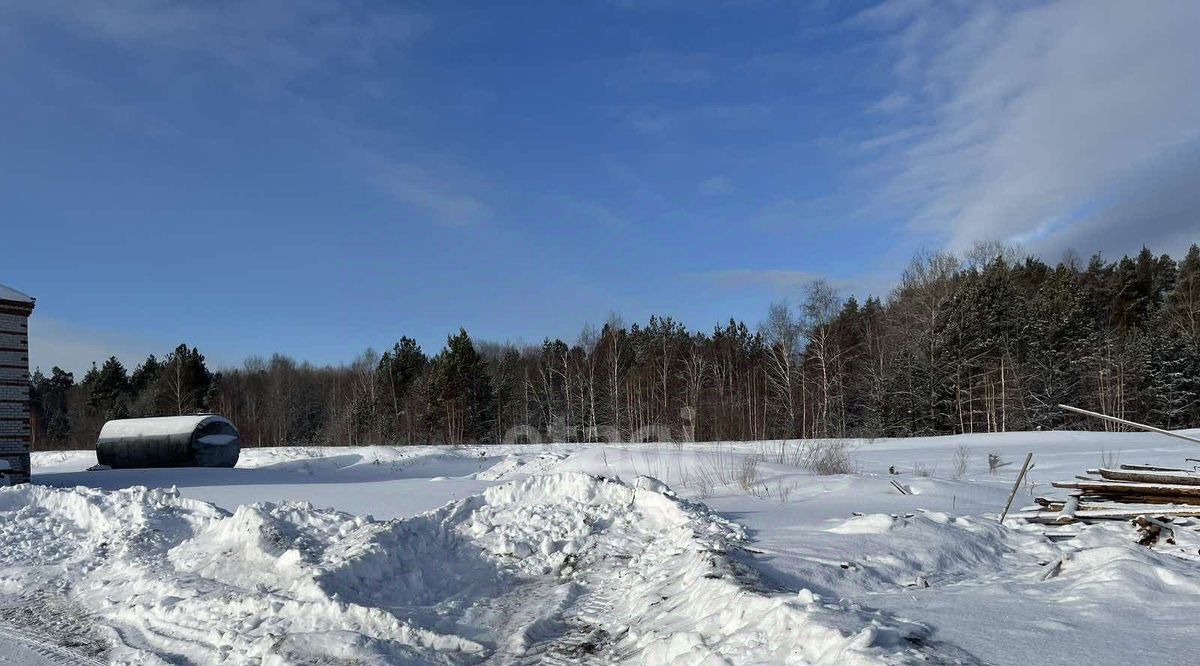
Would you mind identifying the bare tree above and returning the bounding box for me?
[761,301,802,437]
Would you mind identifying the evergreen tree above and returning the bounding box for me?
[161,345,213,414]
[377,337,427,443]
[426,329,495,444]
[30,367,75,447]
[1168,244,1200,342]
[130,354,164,416]
[1021,265,1095,428]
[84,356,132,420]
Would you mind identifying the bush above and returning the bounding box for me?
[802,439,857,475]
[737,454,763,494]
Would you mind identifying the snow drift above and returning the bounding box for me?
[0,474,939,664]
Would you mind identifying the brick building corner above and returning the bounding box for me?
[0,284,34,484]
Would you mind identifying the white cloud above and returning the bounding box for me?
[862,0,1200,257]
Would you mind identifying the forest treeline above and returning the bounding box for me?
[29,243,1200,450]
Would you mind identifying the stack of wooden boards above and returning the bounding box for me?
[1015,463,1200,525]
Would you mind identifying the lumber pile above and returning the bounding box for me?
[1013,463,1200,526]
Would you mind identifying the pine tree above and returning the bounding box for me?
[31,367,75,447]
[426,329,495,444]
[161,345,213,414]
[1168,244,1200,342]
[1147,326,1200,428]
[377,337,427,442]
[1021,264,1095,428]
[85,357,132,420]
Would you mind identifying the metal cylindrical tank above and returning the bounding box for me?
[96,415,241,469]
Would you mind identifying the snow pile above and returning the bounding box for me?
[474,450,570,480]
[813,511,1060,591]
[0,474,939,664]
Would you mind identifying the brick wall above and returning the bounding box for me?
[0,298,34,484]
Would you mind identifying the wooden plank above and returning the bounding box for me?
[1120,463,1191,473]
[1013,506,1200,524]
[1096,467,1200,486]
[1081,494,1200,506]
[1000,452,1034,523]
[1058,404,1200,446]
[1051,480,1200,498]
[1041,500,1200,512]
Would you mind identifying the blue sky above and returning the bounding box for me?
[3,1,1198,373]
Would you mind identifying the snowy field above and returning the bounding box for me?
[3,430,1200,664]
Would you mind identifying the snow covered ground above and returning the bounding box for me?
[4,430,1199,664]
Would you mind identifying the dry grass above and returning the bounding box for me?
[952,445,970,480]
[800,439,858,475]
[736,454,767,497]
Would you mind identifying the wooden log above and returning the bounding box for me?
[1133,515,1175,546]
[1135,515,1178,532]
[1051,480,1200,498]
[1096,468,1200,486]
[1055,494,1080,524]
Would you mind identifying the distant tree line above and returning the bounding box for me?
[28,243,1200,450]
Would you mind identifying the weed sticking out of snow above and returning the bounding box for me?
[952,445,971,480]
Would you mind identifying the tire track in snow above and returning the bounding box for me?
[0,620,106,666]
[0,475,977,664]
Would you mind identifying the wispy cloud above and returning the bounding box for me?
[616,102,773,135]
[28,317,231,376]
[698,175,733,196]
[557,197,627,230]
[703,269,820,291]
[366,156,492,228]
[2,0,429,89]
[859,0,1200,256]
[607,51,714,87]
[693,269,898,302]
[1,1,489,228]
